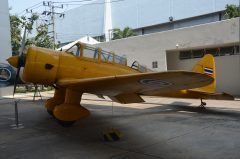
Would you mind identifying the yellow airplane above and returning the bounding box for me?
[7,41,233,126]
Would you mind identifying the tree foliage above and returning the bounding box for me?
[10,13,55,55]
[26,24,55,49]
[10,13,39,55]
[10,15,22,55]
[225,4,240,18]
[112,27,136,40]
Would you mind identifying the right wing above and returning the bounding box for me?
[57,71,213,103]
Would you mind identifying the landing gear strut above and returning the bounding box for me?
[199,98,206,108]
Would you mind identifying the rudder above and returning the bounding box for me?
[191,54,216,93]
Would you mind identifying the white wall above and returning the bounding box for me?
[0,0,12,96]
[0,0,11,63]
[96,18,239,70]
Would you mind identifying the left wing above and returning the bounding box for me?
[57,71,213,103]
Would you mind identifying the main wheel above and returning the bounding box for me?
[56,119,76,127]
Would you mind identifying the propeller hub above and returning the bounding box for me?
[7,56,19,68]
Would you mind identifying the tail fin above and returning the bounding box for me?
[191,54,216,93]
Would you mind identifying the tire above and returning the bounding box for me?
[56,119,76,127]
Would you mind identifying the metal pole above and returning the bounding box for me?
[14,101,19,127]
[52,4,56,49]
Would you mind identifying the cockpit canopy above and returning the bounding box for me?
[65,42,127,66]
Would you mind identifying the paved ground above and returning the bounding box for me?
[0,92,240,159]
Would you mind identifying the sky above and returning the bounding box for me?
[8,0,81,15]
[9,0,46,15]
[8,0,103,15]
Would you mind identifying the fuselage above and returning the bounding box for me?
[22,46,140,85]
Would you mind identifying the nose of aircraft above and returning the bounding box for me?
[7,56,19,68]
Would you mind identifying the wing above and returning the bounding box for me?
[57,71,213,103]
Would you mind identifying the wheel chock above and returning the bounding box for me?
[102,128,122,141]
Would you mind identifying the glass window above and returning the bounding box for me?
[179,51,191,59]
[115,55,126,65]
[220,46,234,56]
[152,61,158,68]
[235,45,240,55]
[101,51,113,62]
[205,48,218,56]
[139,65,147,72]
[66,45,80,56]
[83,47,98,59]
[192,50,204,58]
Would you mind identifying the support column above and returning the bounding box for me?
[53,89,90,121]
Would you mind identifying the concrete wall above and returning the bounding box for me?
[0,0,11,63]
[96,18,239,95]
[134,12,223,35]
[96,18,239,70]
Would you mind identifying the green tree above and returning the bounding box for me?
[112,27,136,40]
[225,4,240,18]
[10,13,39,55]
[10,15,22,55]
[26,24,55,49]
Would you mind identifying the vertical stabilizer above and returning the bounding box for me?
[191,54,216,93]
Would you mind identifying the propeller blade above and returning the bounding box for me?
[13,27,27,96]
[19,27,27,56]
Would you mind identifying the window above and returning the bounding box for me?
[115,55,126,65]
[83,47,98,59]
[192,50,204,58]
[179,51,191,59]
[205,48,219,56]
[220,46,234,56]
[235,45,240,55]
[101,51,113,62]
[66,45,80,56]
[139,65,147,72]
[152,61,158,68]
[179,45,240,60]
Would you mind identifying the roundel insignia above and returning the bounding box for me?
[0,68,12,82]
[139,79,173,87]
[0,63,16,87]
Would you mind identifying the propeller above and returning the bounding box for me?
[13,27,27,96]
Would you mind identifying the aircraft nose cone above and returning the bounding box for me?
[7,56,19,68]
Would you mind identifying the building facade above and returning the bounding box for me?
[55,0,239,43]
[0,0,11,63]
[0,0,13,96]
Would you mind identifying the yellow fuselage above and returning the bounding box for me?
[22,47,139,85]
